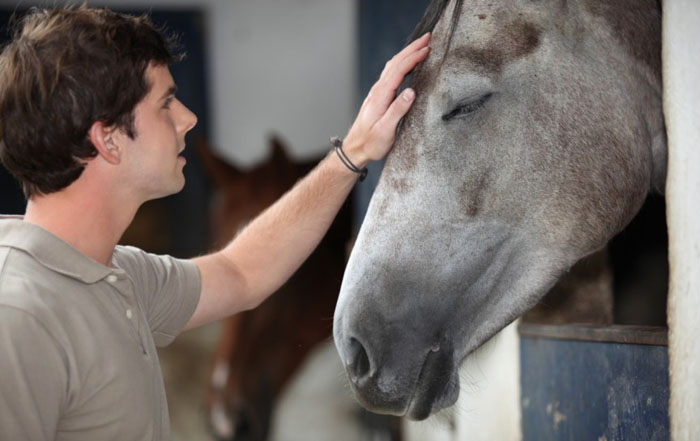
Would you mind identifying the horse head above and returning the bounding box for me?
[333,0,665,420]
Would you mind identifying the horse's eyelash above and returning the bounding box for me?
[442,93,492,121]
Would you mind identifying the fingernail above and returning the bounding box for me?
[403,88,415,102]
[421,46,430,52]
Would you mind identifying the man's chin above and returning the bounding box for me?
[147,179,185,201]
[172,178,186,195]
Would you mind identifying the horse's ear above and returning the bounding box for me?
[268,134,291,165]
[267,134,299,185]
[195,136,242,189]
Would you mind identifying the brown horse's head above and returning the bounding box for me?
[198,136,302,250]
[334,0,665,420]
[200,137,352,440]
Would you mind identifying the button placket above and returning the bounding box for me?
[106,272,148,355]
[123,276,153,358]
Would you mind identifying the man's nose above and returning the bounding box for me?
[178,101,198,133]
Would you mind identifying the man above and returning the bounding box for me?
[0,6,430,441]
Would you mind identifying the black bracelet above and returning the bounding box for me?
[330,137,368,182]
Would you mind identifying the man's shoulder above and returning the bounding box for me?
[0,245,70,323]
[112,244,161,280]
[0,244,55,292]
[112,244,150,264]
[112,244,198,286]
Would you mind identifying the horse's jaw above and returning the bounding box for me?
[332,214,568,419]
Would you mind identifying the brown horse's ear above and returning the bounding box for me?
[267,134,299,185]
[196,136,242,189]
[268,134,291,165]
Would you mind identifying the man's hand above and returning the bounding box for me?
[342,32,431,167]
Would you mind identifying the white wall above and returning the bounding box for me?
[663,1,700,440]
[1,0,357,167]
[208,0,357,166]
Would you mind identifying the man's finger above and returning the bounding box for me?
[404,32,431,54]
[384,46,430,91]
[372,88,416,140]
[362,34,430,125]
[370,46,429,116]
[380,33,431,80]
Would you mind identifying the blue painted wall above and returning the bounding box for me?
[521,336,669,441]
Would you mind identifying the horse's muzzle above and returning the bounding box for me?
[336,323,460,420]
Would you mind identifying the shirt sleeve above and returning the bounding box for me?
[0,306,68,441]
[113,246,201,347]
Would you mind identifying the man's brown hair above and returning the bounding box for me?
[0,6,182,198]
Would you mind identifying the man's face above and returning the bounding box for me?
[118,63,197,201]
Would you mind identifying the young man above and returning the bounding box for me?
[0,6,429,441]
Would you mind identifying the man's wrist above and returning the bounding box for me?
[330,137,369,181]
[342,139,370,169]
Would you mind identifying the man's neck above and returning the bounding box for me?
[24,181,140,267]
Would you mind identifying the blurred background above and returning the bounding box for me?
[0,1,431,440]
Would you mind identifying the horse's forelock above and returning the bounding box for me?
[408,0,464,49]
[406,0,465,92]
[399,0,464,140]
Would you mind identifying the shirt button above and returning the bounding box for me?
[126,309,133,319]
[107,274,118,283]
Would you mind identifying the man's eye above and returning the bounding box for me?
[442,93,492,121]
[163,97,175,109]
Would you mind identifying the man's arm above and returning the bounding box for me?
[186,33,431,329]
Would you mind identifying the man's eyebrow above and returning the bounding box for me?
[161,85,178,100]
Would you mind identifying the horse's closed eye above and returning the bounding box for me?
[442,93,492,121]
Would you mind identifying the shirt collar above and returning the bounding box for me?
[0,215,115,284]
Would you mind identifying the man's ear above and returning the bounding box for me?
[88,121,122,165]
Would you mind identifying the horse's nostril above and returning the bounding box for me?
[348,337,371,382]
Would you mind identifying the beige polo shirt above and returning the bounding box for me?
[0,216,201,441]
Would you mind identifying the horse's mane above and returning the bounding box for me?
[408,0,464,49]
[398,0,464,122]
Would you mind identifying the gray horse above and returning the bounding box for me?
[333,0,665,420]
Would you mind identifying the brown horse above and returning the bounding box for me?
[198,136,357,441]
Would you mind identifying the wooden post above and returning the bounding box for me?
[663,2,700,440]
